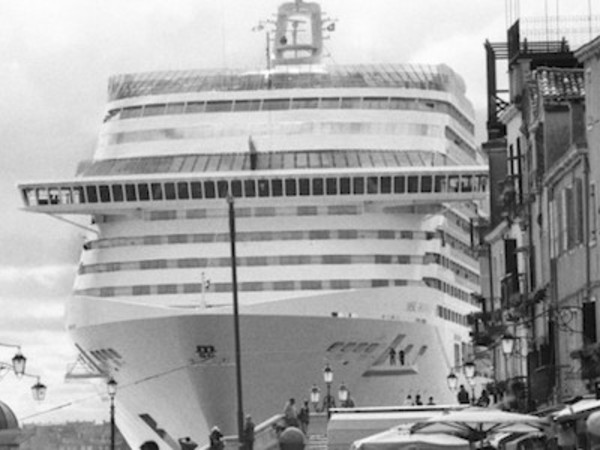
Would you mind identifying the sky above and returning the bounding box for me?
[0,0,596,425]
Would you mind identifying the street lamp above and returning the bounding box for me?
[11,351,26,378]
[323,364,333,418]
[30,377,47,402]
[107,378,117,450]
[501,334,515,382]
[338,382,348,407]
[446,371,458,391]
[310,384,321,412]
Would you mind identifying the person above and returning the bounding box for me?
[398,350,405,365]
[477,389,490,407]
[345,395,355,408]
[457,385,470,404]
[179,436,198,450]
[415,394,423,405]
[427,396,435,405]
[283,398,298,427]
[322,393,336,412]
[141,442,159,450]
[243,414,255,450]
[404,394,414,406]
[389,347,396,365]
[209,426,224,450]
[298,399,310,434]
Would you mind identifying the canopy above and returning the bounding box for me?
[410,407,550,441]
[352,426,470,450]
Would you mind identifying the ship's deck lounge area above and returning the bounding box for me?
[19,166,488,213]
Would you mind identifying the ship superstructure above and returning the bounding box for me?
[18,1,488,448]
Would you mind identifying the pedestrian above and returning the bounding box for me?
[345,395,355,408]
[415,394,423,405]
[179,436,198,450]
[389,348,396,365]
[477,389,490,407]
[283,398,298,427]
[404,394,414,406]
[322,393,336,412]
[243,414,255,450]
[427,396,435,405]
[398,350,405,365]
[140,442,159,450]
[457,385,470,404]
[298,399,310,434]
[209,426,224,450]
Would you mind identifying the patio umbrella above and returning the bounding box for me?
[410,407,550,444]
[352,426,471,450]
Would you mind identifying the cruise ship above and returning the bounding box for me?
[18,1,488,448]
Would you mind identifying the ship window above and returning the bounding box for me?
[204,181,216,198]
[151,183,163,200]
[285,179,297,196]
[138,184,150,201]
[299,178,310,196]
[143,104,165,116]
[274,281,294,290]
[231,180,242,197]
[421,175,432,193]
[434,175,446,192]
[233,100,260,111]
[86,186,98,203]
[271,179,283,196]
[185,102,205,113]
[121,106,142,119]
[365,343,379,353]
[353,177,364,194]
[112,185,124,202]
[341,97,361,109]
[132,285,150,296]
[125,184,137,201]
[258,180,269,197]
[340,177,351,195]
[389,98,411,109]
[158,284,178,294]
[448,175,459,192]
[326,178,337,195]
[191,182,202,199]
[461,175,473,192]
[363,97,388,109]
[217,180,229,198]
[367,176,378,194]
[244,180,256,197]
[320,97,340,109]
[301,280,322,290]
[298,206,317,215]
[206,101,232,112]
[177,182,189,199]
[59,188,71,204]
[312,178,324,196]
[99,185,111,203]
[407,176,419,193]
[164,182,176,200]
[291,98,318,109]
[262,99,290,110]
[394,176,405,193]
[165,103,185,115]
[381,176,391,193]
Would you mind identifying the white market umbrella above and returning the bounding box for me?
[352,426,470,450]
[410,407,549,443]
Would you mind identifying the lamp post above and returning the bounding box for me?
[310,384,321,412]
[338,382,348,407]
[446,371,458,391]
[30,376,47,402]
[464,361,476,404]
[107,377,117,450]
[501,334,515,380]
[323,364,333,418]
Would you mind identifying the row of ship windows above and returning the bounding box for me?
[78,251,479,283]
[104,96,474,134]
[437,305,468,326]
[24,173,488,207]
[107,122,442,146]
[74,276,473,303]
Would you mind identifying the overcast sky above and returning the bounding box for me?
[0,0,595,425]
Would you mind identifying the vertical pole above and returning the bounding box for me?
[326,383,331,419]
[201,272,206,308]
[228,195,244,446]
[110,396,115,450]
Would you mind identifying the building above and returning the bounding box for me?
[20,422,130,450]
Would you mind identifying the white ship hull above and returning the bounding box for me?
[69,287,469,448]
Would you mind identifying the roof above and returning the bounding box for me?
[0,401,19,430]
[535,67,585,101]
[78,150,455,177]
[107,63,467,101]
